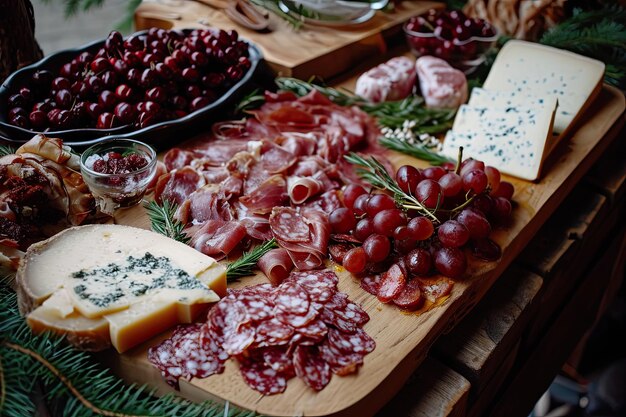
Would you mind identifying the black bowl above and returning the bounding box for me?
[0,29,264,151]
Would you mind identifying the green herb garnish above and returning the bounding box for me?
[379,136,453,166]
[0,145,16,157]
[143,200,190,244]
[226,238,278,281]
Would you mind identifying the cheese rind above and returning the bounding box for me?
[17,224,226,352]
[442,104,556,180]
[483,40,604,135]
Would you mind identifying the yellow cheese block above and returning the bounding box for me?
[17,224,226,352]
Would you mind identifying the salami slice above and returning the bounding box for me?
[238,356,291,395]
[238,288,275,322]
[360,274,382,296]
[321,292,369,333]
[222,322,256,356]
[393,278,425,310]
[254,317,294,347]
[416,277,454,303]
[274,280,318,327]
[293,345,331,391]
[269,207,310,242]
[320,341,364,376]
[377,263,406,303]
[261,346,295,375]
[296,319,328,342]
[327,327,376,355]
[289,270,338,303]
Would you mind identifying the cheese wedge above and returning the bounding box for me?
[17,224,226,352]
[442,103,556,181]
[483,40,605,136]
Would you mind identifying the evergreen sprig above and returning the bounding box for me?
[0,144,16,157]
[0,286,259,417]
[379,136,453,166]
[540,5,626,87]
[144,200,190,244]
[226,238,278,282]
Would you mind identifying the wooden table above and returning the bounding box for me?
[100,4,626,416]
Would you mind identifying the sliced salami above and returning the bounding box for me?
[238,356,291,395]
[320,341,364,376]
[238,288,275,322]
[416,277,454,303]
[293,345,331,391]
[296,319,328,342]
[360,274,382,296]
[273,279,317,328]
[327,327,376,355]
[254,317,294,347]
[289,270,338,303]
[393,278,425,310]
[377,263,406,303]
[222,322,256,356]
[261,346,295,375]
[269,207,310,242]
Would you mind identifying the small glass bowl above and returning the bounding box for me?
[403,22,498,74]
[80,138,157,214]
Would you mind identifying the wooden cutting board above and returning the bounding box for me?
[133,0,443,80]
[101,83,625,417]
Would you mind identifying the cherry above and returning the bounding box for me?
[96,112,116,129]
[114,102,136,124]
[115,84,133,100]
[29,110,47,129]
[98,90,118,110]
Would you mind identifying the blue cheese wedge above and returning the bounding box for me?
[17,224,226,352]
[443,104,556,180]
[468,88,558,115]
[483,40,605,136]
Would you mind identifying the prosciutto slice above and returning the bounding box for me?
[239,175,288,215]
[188,220,247,260]
[287,176,323,205]
[269,207,330,271]
[258,248,294,286]
[154,167,206,205]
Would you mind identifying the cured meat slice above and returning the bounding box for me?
[416,56,468,109]
[289,155,327,177]
[320,340,364,376]
[274,280,318,328]
[355,56,417,103]
[154,167,206,205]
[260,140,297,174]
[269,207,310,242]
[258,248,294,286]
[189,220,247,260]
[193,139,250,165]
[287,176,323,204]
[393,278,425,310]
[207,295,249,340]
[188,184,233,223]
[275,133,317,157]
[261,346,295,374]
[377,263,407,303]
[254,317,294,347]
[238,355,291,395]
[288,270,338,304]
[239,175,288,215]
[303,190,343,215]
[238,286,275,322]
[327,327,376,355]
[234,202,272,241]
[296,319,328,342]
[163,148,195,171]
[416,277,454,303]
[328,243,352,264]
[321,293,369,333]
[293,345,331,391]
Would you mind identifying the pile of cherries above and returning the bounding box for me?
[329,157,514,280]
[405,9,497,62]
[5,28,251,131]
[90,151,149,175]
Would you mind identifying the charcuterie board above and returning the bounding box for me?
[133,0,443,80]
[97,79,624,416]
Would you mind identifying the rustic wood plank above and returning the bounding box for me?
[102,85,625,417]
[433,267,542,401]
[584,131,626,205]
[487,224,626,417]
[134,0,443,80]
[376,358,470,417]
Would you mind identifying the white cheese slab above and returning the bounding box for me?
[443,104,556,180]
[483,40,605,136]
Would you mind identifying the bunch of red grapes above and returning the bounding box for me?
[6,28,251,131]
[330,158,514,280]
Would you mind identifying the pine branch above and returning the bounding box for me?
[144,200,190,244]
[0,145,16,157]
[226,238,278,281]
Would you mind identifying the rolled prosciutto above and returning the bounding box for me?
[258,248,294,286]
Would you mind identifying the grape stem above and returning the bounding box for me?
[454,146,464,175]
[344,153,440,223]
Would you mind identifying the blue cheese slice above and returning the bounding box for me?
[468,88,558,115]
[483,40,604,136]
[443,104,556,180]
[17,224,226,352]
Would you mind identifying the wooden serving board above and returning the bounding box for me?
[133,0,443,80]
[101,82,624,417]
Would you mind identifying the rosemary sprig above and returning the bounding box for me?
[379,136,453,166]
[226,238,278,281]
[143,200,190,244]
[0,145,16,157]
[344,153,439,223]
[275,77,365,106]
[236,88,265,113]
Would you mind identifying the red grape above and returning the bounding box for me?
[406,248,432,275]
[354,218,374,241]
[462,169,488,194]
[373,208,406,236]
[438,172,462,197]
[393,225,410,240]
[363,234,391,262]
[366,194,396,217]
[434,247,467,278]
[329,208,356,234]
[396,165,422,194]
[491,181,514,200]
[407,216,434,240]
[353,194,370,217]
[343,184,367,210]
[394,238,417,254]
[484,166,501,193]
[422,166,446,181]
[343,247,367,274]
[456,208,491,239]
[415,179,443,208]
[438,220,470,248]
[460,158,485,176]
[491,197,512,224]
